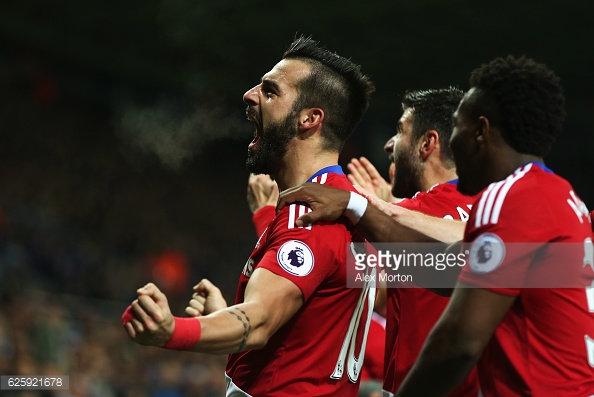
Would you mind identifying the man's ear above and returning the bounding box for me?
[476,116,491,144]
[298,108,324,132]
[419,130,439,161]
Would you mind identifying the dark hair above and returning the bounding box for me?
[402,87,464,167]
[469,55,566,157]
[282,36,375,151]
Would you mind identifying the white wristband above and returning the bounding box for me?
[344,191,368,225]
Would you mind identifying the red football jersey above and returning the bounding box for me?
[459,163,594,396]
[250,191,385,385]
[227,168,375,396]
[382,182,480,397]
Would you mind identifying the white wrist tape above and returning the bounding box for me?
[344,191,368,225]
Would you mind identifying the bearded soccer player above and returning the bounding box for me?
[339,88,480,396]
[122,36,376,396]
[338,88,481,396]
[375,88,479,397]
[277,56,594,396]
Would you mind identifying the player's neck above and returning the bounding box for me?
[273,147,339,192]
[492,152,544,182]
[419,161,458,192]
[480,129,544,188]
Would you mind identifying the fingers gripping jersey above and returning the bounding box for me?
[227,169,375,397]
[459,163,594,397]
[383,182,480,397]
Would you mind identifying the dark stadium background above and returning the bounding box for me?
[0,1,592,395]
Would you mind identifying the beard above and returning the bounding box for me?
[391,145,424,199]
[246,110,298,175]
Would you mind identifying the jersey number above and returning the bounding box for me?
[443,205,471,221]
[331,243,376,382]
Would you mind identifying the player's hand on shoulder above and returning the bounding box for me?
[247,173,279,214]
[185,278,228,317]
[123,283,175,347]
[277,182,351,227]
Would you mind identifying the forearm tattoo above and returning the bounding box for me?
[226,307,252,351]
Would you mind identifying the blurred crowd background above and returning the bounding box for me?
[1,1,593,396]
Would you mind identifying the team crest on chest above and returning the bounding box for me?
[469,233,505,274]
[277,240,314,276]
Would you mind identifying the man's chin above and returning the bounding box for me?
[246,156,272,175]
[392,183,417,200]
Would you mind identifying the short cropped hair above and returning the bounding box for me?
[402,87,464,167]
[469,55,566,157]
[283,36,375,151]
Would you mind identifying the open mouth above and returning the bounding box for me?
[248,128,261,150]
[246,110,262,151]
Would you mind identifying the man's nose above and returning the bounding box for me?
[243,85,260,106]
[384,137,395,154]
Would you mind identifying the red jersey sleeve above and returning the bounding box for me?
[252,206,276,237]
[258,204,355,302]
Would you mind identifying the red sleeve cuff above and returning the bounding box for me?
[122,305,134,326]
